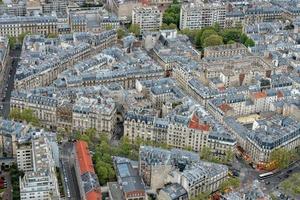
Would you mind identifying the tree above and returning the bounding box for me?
[105,24,113,30]
[201,29,218,44]
[18,32,30,44]
[129,24,140,37]
[162,3,180,27]
[117,28,126,39]
[203,34,224,47]
[244,38,255,47]
[221,29,241,43]
[190,192,210,200]
[200,146,213,160]
[270,148,293,169]
[227,40,236,44]
[8,36,17,49]
[9,108,40,126]
[47,33,58,38]
[168,23,177,29]
[224,149,234,163]
[220,177,240,192]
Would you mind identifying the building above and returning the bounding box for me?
[107,0,142,19]
[74,140,102,200]
[180,2,226,30]
[0,16,58,37]
[139,146,228,197]
[157,183,188,200]
[19,136,60,200]
[16,144,33,172]
[224,114,300,166]
[72,97,117,133]
[132,6,162,34]
[109,157,146,200]
[124,109,236,158]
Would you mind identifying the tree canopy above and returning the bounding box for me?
[162,2,180,28]
[9,108,40,126]
[203,34,224,47]
[270,148,297,169]
[129,24,140,37]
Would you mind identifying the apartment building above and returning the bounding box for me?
[124,110,236,158]
[72,97,117,133]
[139,146,228,197]
[107,0,142,19]
[20,136,60,200]
[0,16,58,37]
[16,144,33,172]
[180,2,226,30]
[132,6,162,34]
[74,140,102,200]
[225,114,300,165]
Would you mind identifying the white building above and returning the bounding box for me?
[180,2,226,30]
[132,6,162,33]
[16,144,32,172]
[19,136,60,200]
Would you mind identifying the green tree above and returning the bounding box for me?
[227,40,236,44]
[117,28,126,39]
[47,33,58,38]
[168,23,177,29]
[105,24,113,30]
[270,148,293,169]
[8,36,17,49]
[190,192,210,200]
[244,38,255,47]
[18,32,30,44]
[162,3,180,27]
[203,34,224,47]
[221,29,241,43]
[224,149,234,163]
[201,29,218,44]
[129,24,140,37]
[220,177,240,192]
[9,108,40,126]
[200,146,213,160]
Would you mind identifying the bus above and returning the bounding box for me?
[259,171,274,180]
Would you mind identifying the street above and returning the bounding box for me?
[260,161,300,194]
[0,47,21,118]
[60,142,81,200]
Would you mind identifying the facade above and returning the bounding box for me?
[74,140,102,200]
[124,111,236,157]
[19,136,60,200]
[107,0,142,19]
[16,144,33,172]
[180,2,226,30]
[72,97,117,133]
[139,146,228,197]
[0,16,58,37]
[225,114,300,165]
[132,6,162,34]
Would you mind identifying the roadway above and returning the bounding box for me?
[60,142,81,200]
[0,47,21,118]
[260,161,300,194]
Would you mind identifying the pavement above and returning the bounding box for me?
[60,142,81,200]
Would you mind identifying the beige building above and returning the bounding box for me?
[0,16,58,37]
[72,97,117,134]
[107,0,142,19]
[180,2,226,30]
[17,144,33,172]
[132,6,162,34]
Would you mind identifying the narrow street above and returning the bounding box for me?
[0,47,21,118]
